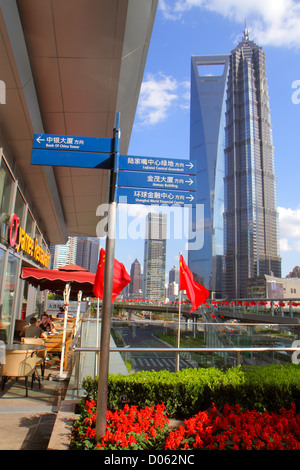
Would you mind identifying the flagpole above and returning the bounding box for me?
[176,252,182,372]
[176,289,182,372]
[95,297,99,375]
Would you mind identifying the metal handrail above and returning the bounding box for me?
[72,346,300,353]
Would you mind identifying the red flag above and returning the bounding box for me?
[93,248,131,303]
[179,254,209,312]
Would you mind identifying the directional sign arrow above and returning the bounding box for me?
[36,135,45,144]
[185,177,194,186]
[186,162,194,170]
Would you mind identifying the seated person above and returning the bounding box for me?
[20,316,47,339]
[38,312,57,334]
[57,306,65,318]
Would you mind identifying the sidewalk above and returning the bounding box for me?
[0,362,70,450]
[0,322,129,450]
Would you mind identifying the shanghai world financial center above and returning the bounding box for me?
[189,28,281,299]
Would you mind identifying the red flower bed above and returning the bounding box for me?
[165,403,300,450]
[72,401,300,450]
[73,400,169,450]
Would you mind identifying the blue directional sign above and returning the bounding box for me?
[32,133,113,153]
[31,133,114,169]
[31,148,112,169]
[116,187,196,207]
[119,155,196,175]
[118,170,196,192]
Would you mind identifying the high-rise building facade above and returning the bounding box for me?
[51,237,77,269]
[188,54,230,297]
[143,213,167,301]
[76,237,100,273]
[189,28,281,299]
[129,259,142,296]
[224,28,281,298]
[169,266,179,285]
[167,266,179,301]
[50,236,100,273]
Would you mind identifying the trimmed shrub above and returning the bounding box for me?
[81,364,300,418]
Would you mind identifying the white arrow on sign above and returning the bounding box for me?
[186,194,194,202]
[186,162,194,169]
[36,136,45,143]
[185,178,194,186]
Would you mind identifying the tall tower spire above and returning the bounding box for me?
[243,19,249,40]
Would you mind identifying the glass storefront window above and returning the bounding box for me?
[0,158,14,241]
[0,247,5,342]
[36,227,42,244]
[0,158,13,214]
[1,253,19,343]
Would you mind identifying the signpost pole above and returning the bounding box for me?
[176,289,182,372]
[95,114,120,440]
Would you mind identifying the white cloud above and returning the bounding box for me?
[278,206,300,255]
[278,206,300,239]
[159,0,300,48]
[280,238,292,252]
[136,72,190,126]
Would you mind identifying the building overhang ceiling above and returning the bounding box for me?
[0,0,157,244]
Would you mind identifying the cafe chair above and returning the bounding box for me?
[21,337,47,379]
[0,349,41,396]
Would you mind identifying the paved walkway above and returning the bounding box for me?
[0,362,69,450]
[0,321,129,450]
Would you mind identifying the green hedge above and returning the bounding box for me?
[81,364,300,418]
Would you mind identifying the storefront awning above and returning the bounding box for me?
[21,264,96,296]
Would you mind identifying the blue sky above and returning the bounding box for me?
[114,0,300,281]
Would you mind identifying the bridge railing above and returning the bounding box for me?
[67,315,300,398]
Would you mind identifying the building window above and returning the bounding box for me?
[25,210,35,238]
[1,252,19,343]
[0,158,13,215]
[14,189,26,227]
[0,158,14,242]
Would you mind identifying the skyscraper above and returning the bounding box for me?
[143,212,167,301]
[224,27,281,298]
[76,237,101,273]
[167,265,179,301]
[51,237,77,269]
[169,266,179,285]
[188,54,230,297]
[129,259,142,296]
[189,27,281,299]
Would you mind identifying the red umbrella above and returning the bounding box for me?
[21,264,96,377]
[21,264,95,296]
[59,264,89,271]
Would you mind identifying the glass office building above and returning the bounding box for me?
[188,55,230,298]
[224,29,281,298]
[189,30,281,299]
